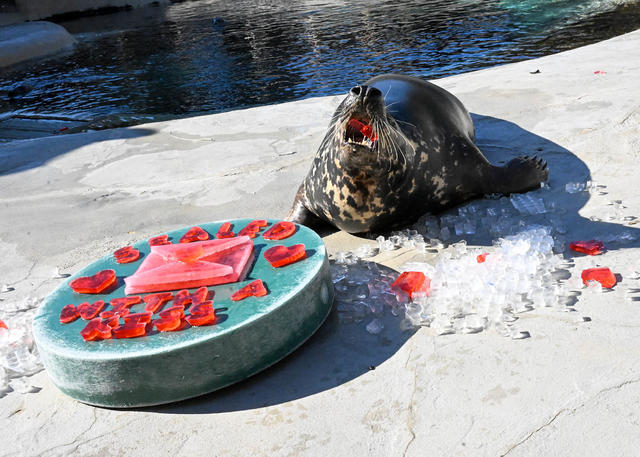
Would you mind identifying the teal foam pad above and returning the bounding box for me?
[33,219,334,407]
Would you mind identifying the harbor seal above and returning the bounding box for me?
[287,74,548,233]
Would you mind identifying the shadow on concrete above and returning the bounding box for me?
[356,113,640,254]
[468,114,640,254]
[143,261,414,415]
[88,113,637,414]
[0,126,155,176]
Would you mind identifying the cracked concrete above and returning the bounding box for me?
[2,29,640,456]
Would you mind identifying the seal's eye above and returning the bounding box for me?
[345,118,378,149]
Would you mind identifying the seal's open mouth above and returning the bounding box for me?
[345,117,378,150]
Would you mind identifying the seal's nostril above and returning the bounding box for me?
[350,86,363,97]
[365,87,382,100]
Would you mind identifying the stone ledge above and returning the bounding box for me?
[0,21,75,67]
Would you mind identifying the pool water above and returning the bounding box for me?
[1,0,640,124]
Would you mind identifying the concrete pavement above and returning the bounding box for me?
[1,28,640,457]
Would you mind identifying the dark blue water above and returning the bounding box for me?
[1,0,640,120]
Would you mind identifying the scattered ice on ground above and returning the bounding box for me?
[0,299,43,397]
[510,194,547,215]
[366,318,384,335]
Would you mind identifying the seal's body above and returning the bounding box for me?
[288,74,548,233]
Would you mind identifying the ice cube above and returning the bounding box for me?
[366,318,384,335]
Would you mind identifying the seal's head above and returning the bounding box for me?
[321,84,409,176]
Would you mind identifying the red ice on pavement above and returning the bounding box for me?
[581,267,617,288]
[570,240,604,255]
[391,271,430,300]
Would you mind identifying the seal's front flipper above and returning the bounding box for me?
[286,184,330,232]
[486,155,549,195]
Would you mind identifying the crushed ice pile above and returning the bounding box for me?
[330,181,639,339]
[401,228,569,337]
[0,293,43,398]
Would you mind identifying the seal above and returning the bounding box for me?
[287,74,548,233]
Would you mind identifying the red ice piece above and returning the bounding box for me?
[264,244,306,267]
[109,296,142,316]
[216,222,235,239]
[581,267,617,289]
[154,306,185,332]
[348,118,378,141]
[570,240,604,255]
[78,300,106,320]
[102,296,141,319]
[112,312,152,338]
[103,316,120,328]
[124,236,254,294]
[143,292,173,313]
[174,287,210,309]
[80,318,112,341]
[70,269,116,294]
[477,253,489,263]
[149,234,171,246]
[231,279,268,301]
[186,301,216,326]
[238,220,267,238]
[391,272,430,300]
[0,320,7,330]
[114,246,140,264]
[179,226,210,243]
[262,221,296,240]
[60,304,80,323]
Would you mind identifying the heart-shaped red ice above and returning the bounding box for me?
[262,221,296,240]
[78,300,106,320]
[264,244,306,268]
[114,246,140,264]
[60,304,80,324]
[149,234,170,246]
[70,269,116,294]
[179,226,210,243]
[231,279,268,301]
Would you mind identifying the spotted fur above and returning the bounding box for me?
[287,74,548,233]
